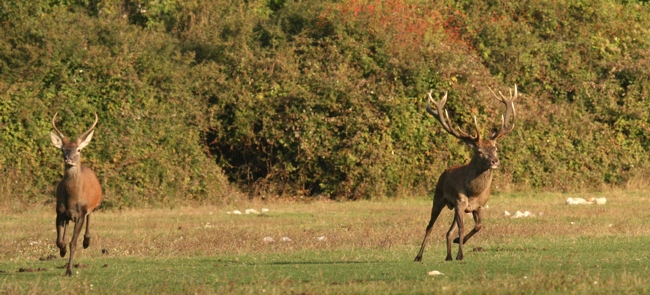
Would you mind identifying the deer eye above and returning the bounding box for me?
[77,149,81,152]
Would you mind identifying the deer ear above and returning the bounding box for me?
[50,131,63,149]
[489,128,503,141]
[463,138,478,149]
[77,130,94,150]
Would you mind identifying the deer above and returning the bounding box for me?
[414,85,517,262]
[50,112,103,276]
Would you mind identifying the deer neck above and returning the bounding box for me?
[465,157,494,195]
[63,163,83,183]
[61,164,86,204]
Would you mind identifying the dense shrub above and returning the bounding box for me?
[1,0,650,207]
[0,2,232,208]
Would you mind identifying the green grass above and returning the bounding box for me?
[1,191,650,294]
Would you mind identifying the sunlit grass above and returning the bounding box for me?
[1,190,649,294]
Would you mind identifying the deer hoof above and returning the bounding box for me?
[83,237,90,249]
[453,237,460,244]
[456,255,464,261]
[59,248,67,258]
[445,255,453,261]
[414,256,422,262]
[64,269,72,276]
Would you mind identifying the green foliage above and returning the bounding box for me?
[2,0,650,205]
[0,3,230,208]
[457,0,650,189]
[179,0,499,198]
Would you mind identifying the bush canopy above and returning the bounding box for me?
[1,0,650,207]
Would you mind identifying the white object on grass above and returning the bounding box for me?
[566,197,590,205]
[511,210,534,218]
[245,209,259,214]
[566,197,606,205]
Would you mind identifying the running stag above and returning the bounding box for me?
[414,86,517,261]
[50,112,103,276]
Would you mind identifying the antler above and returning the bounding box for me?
[78,113,99,140]
[52,112,99,140]
[488,85,517,140]
[426,90,480,143]
[51,112,66,138]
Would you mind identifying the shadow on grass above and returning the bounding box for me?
[211,258,386,266]
[492,246,548,252]
[267,260,385,266]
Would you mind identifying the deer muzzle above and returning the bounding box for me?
[64,157,76,166]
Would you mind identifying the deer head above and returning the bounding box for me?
[50,113,98,168]
[426,86,517,171]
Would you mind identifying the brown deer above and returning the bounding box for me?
[50,112,102,276]
[414,86,517,262]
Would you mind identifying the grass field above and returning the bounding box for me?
[1,191,649,294]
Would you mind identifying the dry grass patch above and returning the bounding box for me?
[0,190,649,294]
[2,190,649,261]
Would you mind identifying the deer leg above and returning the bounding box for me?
[56,215,68,257]
[83,214,91,249]
[445,217,458,261]
[414,198,448,262]
[455,206,466,261]
[65,218,85,276]
[454,207,484,244]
